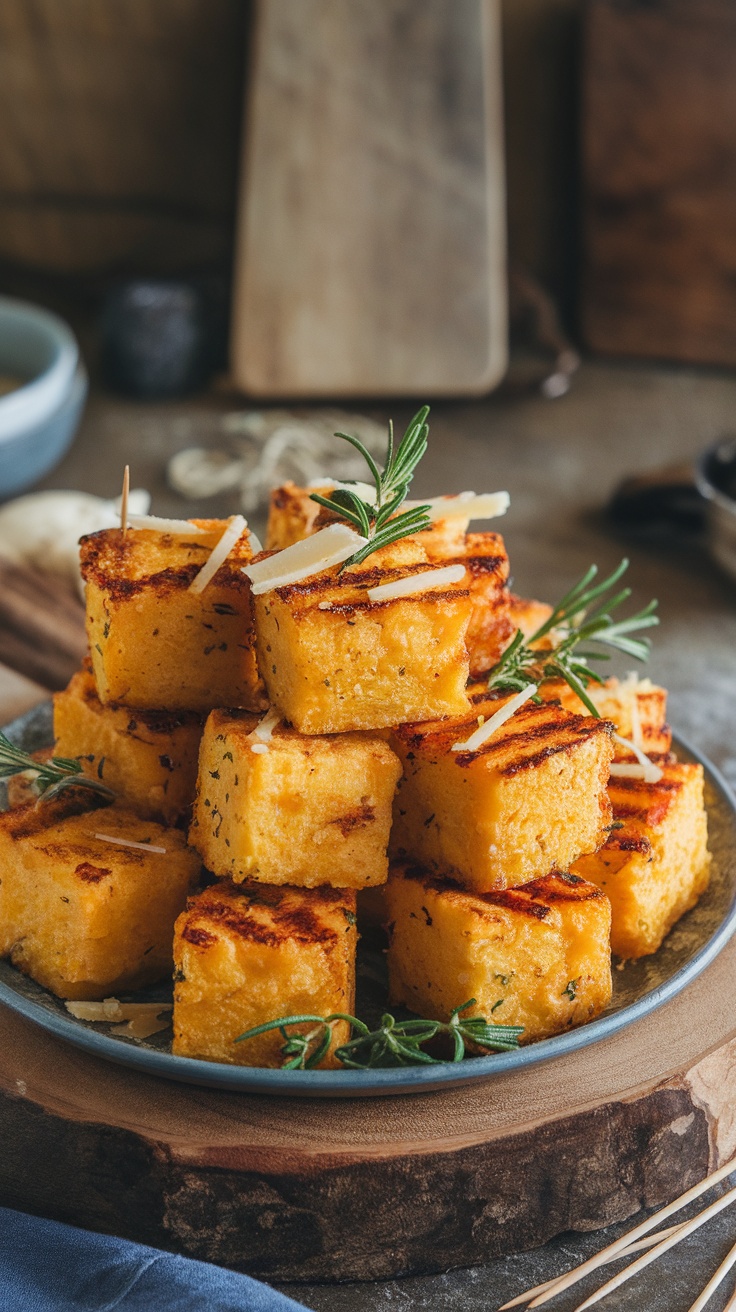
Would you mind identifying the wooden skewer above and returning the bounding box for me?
[120,464,130,532]
[724,1280,736,1312]
[526,1157,736,1307]
[498,1223,687,1309]
[571,1181,736,1312]
[686,1236,736,1312]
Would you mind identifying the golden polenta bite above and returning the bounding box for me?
[572,761,710,959]
[190,707,402,888]
[80,516,263,713]
[54,662,203,824]
[385,864,612,1043]
[391,695,614,892]
[0,796,200,999]
[541,674,671,759]
[248,535,474,734]
[172,879,357,1067]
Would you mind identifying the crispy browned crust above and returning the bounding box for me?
[179,880,356,952]
[396,699,613,773]
[268,558,470,613]
[607,768,685,827]
[79,524,253,600]
[0,791,106,840]
[394,864,606,920]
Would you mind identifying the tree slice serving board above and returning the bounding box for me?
[0,744,735,1281]
[231,0,507,398]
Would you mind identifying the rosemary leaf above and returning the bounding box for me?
[0,732,115,803]
[309,407,433,569]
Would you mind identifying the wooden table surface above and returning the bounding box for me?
[16,359,736,1309]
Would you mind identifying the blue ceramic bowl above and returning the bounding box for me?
[0,295,88,499]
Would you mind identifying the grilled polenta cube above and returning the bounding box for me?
[507,593,554,638]
[265,481,469,559]
[253,539,472,734]
[0,798,200,998]
[80,520,263,713]
[385,865,612,1043]
[541,675,671,759]
[463,532,514,678]
[172,879,357,1067]
[572,761,710,958]
[190,708,402,888]
[391,695,614,892]
[54,662,203,824]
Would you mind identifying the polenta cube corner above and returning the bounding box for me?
[80,521,264,713]
[572,761,710,958]
[0,798,200,999]
[172,880,357,1067]
[190,708,402,888]
[253,539,473,734]
[385,864,612,1043]
[391,695,614,892]
[54,662,203,824]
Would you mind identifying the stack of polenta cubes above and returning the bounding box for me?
[0,457,711,1069]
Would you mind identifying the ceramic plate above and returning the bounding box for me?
[1,701,735,1098]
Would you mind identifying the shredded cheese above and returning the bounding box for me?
[452,684,538,752]
[94,833,167,854]
[407,491,510,522]
[612,733,663,783]
[65,998,173,1039]
[65,998,173,1022]
[248,528,263,554]
[242,524,368,595]
[248,708,281,752]
[127,514,206,534]
[188,515,247,594]
[367,564,466,603]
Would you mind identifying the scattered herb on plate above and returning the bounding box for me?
[0,733,115,803]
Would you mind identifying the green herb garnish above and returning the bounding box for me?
[487,559,658,717]
[0,733,115,804]
[235,999,523,1069]
[310,406,433,569]
[563,978,581,1001]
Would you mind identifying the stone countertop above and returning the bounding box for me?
[37,358,736,1311]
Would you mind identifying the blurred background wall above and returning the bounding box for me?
[0,0,581,320]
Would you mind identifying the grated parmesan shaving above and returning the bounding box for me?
[127,514,207,534]
[412,491,510,522]
[65,998,172,1038]
[367,564,466,603]
[248,708,281,753]
[94,833,167,854]
[188,515,247,594]
[248,528,263,554]
[243,523,368,595]
[452,684,538,752]
[612,733,663,783]
[65,998,172,1022]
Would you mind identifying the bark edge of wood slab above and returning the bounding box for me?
[1,929,735,1281]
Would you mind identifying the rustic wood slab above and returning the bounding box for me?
[582,0,736,366]
[231,0,507,398]
[1,926,736,1282]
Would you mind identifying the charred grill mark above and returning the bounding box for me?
[329,801,376,835]
[181,924,218,948]
[604,831,652,855]
[478,890,551,920]
[75,861,111,883]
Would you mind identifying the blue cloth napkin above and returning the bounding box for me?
[0,1207,310,1311]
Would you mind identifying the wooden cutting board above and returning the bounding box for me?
[582,0,736,366]
[2,927,736,1283]
[231,0,507,398]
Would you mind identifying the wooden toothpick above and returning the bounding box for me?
[120,464,130,533]
[525,1156,736,1307]
[686,1235,736,1312]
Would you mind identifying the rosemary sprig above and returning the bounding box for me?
[310,406,433,569]
[0,732,115,803]
[235,999,523,1070]
[487,558,659,717]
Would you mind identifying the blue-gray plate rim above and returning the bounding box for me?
[0,704,734,1099]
